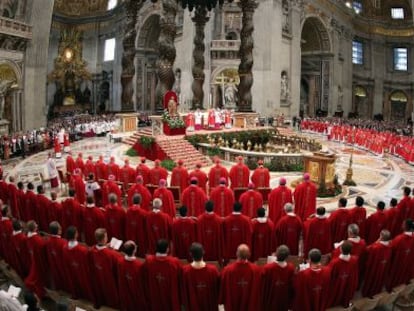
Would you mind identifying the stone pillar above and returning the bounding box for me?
[238,0,258,112]
[155,0,178,114]
[191,6,209,110]
[308,76,316,117]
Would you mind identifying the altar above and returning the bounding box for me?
[233,112,259,128]
[116,113,139,132]
[304,151,337,190]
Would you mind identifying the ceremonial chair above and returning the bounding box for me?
[167,186,181,205]
[351,296,380,311]
[234,187,248,202]
[257,187,271,204]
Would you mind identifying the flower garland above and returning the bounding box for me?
[161,109,186,129]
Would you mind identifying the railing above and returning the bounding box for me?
[0,17,32,39]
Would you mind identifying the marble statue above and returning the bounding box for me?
[280,71,290,101]
[224,80,237,108]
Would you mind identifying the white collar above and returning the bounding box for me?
[68,241,78,249]
[339,254,351,261]
[404,232,414,236]
[316,214,327,219]
[206,211,214,215]
[277,261,287,268]
[232,212,242,215]
[125,255,136,261]
[348,237,361,243]
[191,260,206,268]
[49,234,61,238]
[287,212,296,217]
[12,230,22,236]
[156,253,167,257]
[96,244,106,250]
[1,217,9,221]
[256,217,267,223]
[27,232,37,238]
[86,203,95,208]
[153,209,161,213]
[379,241,390,246]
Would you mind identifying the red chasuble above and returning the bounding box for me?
[149,166,168,185]
[189,169,208,192]
[84,159,96,178]
[127,183,152,210]
[107,162,120,180]
[0,217,12,264]
[274,214,303,256]
[349,206,367,238]
[117,256,147,311]
[61,197,82,235]
[47,200,63,228]
[145,211,172,254]
[153,187,176,218]
[44,235,67,290]
[396,196,413,232]
[182,185,208,217]
[25,233,47,298]
[16,188,26,221]
[251,166,270,188]
[125,204,148,257]
[66,155,77,175]
[120,165,135,190]
[82,205,106,246]
[208,164,229,191]
[239,190,263,218]
[10,231,29,278]
[105,203,126,240]
[362,241,392,297]
[365,210,388,244]
[332,238,367,260]
[261,261,295,311]
[101,180,122,207]
[328,256,359,307]
[143,255,182,311]
[136,163,150,185]
[385,207,400,238]
[75,156,85,174]
[95,160,108,180]
[0,180,8,205]
[293,181,317,220]
[7,182,19,218]
[329,208,352,244]
[71,174,86,204]
[89,246,122,309]
[292,266,331,311]
[229,163,250,189]
[172,217,197,260]
[268,186,293,224]
[24,190,37,223]
[171,165,189,195]
[251,218,275,261]
[197,212,222,261]
[222,213,253,260]
[209,185,235,217]
[303,216,332,255]
[36,193,51,231]
[182,263,220,311]
[219,261,262,311]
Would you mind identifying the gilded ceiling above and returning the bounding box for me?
[53,0,117,17]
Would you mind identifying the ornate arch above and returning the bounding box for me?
[301,15,331,53]
[0,60,22,88]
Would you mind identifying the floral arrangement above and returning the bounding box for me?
[161,109,186,129]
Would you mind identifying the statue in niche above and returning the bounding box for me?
[224,79,238,109]
[173,68,181,96]
[282,0,290,33]
[280,71,290,101]
[0,80,15,120]
[337,85,343,111]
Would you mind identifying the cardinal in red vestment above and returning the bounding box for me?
[145,199,173,254]
[239,182,263,218]
[385,198,400,238]
[61,189,83,235]
[0,176,8,206]
[303,207,332,255]
[75,153,85,175]
[332,224,367,261]
[84,155,96,179]
[23,182,37,223]
[105,193,126,240]
[44,222,67,290]
[189,162,208,193]
[330,198,353,243]
[9,220,29,278]
[82,196,106,246]
[102,174,122,207]
[125,194,149,257]
[274,203,303,255]
[7,177,18,218]
[16,182,26,222]
[182,243,220,311]
[70,168,86,204]
[209,177,235,217]
[0,206,13,264]
[66,155,77,176]
[119,158,135,191]
[170,159,189,195]
[47,192,63,228]
[251,160,270,188]
[149,159,168,185]
[135,157,150,185]
[153,179,176,218]
[35,185,51,231]
[197,201,223,261]
[229,156,250,189]
[251,207,274,261]
[222,202,253,260]
[268,178,292,224]
[182,177,208,217]
[396,187,414,234]
[349,196,367,238]
[127,175,152,210]
[208,158,229,192]
[54,136,62,158]
[143,239,182,311]
[365,201,388,245]
[219,244,262,311]
[261,245,295,311]
[293,173,317,220]
[107,156,120,180]
[95,155,108,180]
[172,206,197,260]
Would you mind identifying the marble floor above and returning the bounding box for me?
[4,130,411,216]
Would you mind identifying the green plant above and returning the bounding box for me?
[207,146,221,157]
[162,109,186,129]
[125,148,138,157]
[140,136,155,149]
[161,159,177,171]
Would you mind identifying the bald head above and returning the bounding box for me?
[236,244,251,260]
[379,229,391,242]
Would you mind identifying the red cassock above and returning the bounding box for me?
[197,212,222,261]
[117,257,147,311]
[120,165,135,190]
[303,216,332,255]
[84,160,96,178]
[396,196,413,234]
[95,160,108,180]
[72,174,86,204]
[75,157,85,174]
[268,186,293,224]
[25,233,47,298]
[45,235,67,290]
[385,207,400,238]
[145,211,172,254]
[61,197,83,235]
[182,185,208,217]
[209,185,235,217]
[62,242,94,301]
[261,262,295,311]
[349,207,367,238]
[293,266,331,311]
[170,166,189,195]
[10,231,29,278]
[189,169,208,193]
[66,156,77,175]
[89,246,122,309]
[274,214,303,256]
[149,166,168,185]
[136,163,151,186]
[365,210,388,244]
[0,180,8,205]
[47,200,63,228]
[125,205,148,257]
[251,218,274,261]
[251,167,270,188]
[16,188,25,222]
[23,190,37,223]
[239,190,263,218]
[105,203,126,240]
[143,255,182,311]
[332,238,367,260]
[219,261,262,311]
[82,205,106,246]
[107,162,120,180]
[181,264,220,311]
[36,194,51,232]
[0,218,13,264]
[7,183,19,218]
[329,208,352,244]
[229,164,250,189]
[172,217,197,260]
[153,187,176,218]
[102,180,122,207]
[328,256,359,307]
[293,181,317,220]
[127,184,152,210]
[208,164,229,191]
[362,241,392,297]
[385,232,414,290]
[222,213,253,260]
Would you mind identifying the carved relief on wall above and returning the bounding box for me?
[54,0,109,16]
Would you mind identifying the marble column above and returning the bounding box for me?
[308,76,316,117]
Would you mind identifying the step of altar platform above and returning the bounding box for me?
[122,127,153,146]
[276,126,297,137]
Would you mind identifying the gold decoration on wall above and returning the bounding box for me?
[54,0,110,17]
[0,64,17,83]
